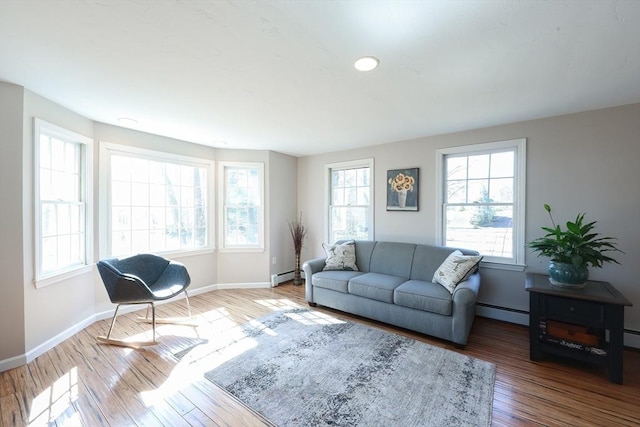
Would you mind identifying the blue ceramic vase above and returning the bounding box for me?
[548,261,589,288]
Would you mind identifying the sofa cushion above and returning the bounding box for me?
[323,240,359,271]
[394,280,453,316]
[432,250,483,293]
[313,270,364,293]
[369,242,416,278]
[348,273,407,303]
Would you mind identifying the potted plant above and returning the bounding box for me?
[527,204,623,288]
[288,213,308,286]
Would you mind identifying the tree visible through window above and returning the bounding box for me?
[108,152,209,256]
[438,139,526,266]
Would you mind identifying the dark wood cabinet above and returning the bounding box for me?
[525,273,632,384]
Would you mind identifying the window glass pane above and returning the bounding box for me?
[331,206,369,242]
[468,180,489,203]
[131,207,149,230]
[40,170,53,200]
[447,157,467,180]
[42,237,57,272]
[130,158,149,183]
[149,184,165,206]
[489,178,513,203]
[42,203,56,237]
[112,207,130,231]
[111,181,131,206]
[132,230,149,253]
[40,136,51,169]
[57,204,71,235]
[149,161,165,184]
[468,154,490,179]
[332,170,343,187]
[447,180,466,203]
[445,205,513,258]
[131,183,149,206]
[490,151,514,178]
[111,156,132,181]
[356,187,369,205]
[51,138,65,169]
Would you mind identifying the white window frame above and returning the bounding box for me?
[218,161,265,251]
[325,158,375,243]
[34,118,93,288]
[99,142,215,258]
[436,138,526,270]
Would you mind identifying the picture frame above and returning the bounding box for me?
[387,168,419,211]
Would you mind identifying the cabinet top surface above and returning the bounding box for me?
[525,273,632,306]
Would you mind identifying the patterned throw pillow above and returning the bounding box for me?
[322,240,359,271]
[432,250,483,293]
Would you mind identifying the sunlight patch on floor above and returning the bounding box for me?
[287,310,346,325]
[28,367,78,426]
[255,298,302,311]
[140,324,257,407]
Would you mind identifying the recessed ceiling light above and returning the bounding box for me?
[354,56,379,72]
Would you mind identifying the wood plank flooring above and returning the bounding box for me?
[1,283,639,426]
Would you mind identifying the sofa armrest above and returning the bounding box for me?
[302,257,326,302]
[451,272,481,346]
[452,272,480,306]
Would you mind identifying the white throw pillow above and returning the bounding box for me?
[432,250,482,293]
[322,240,359,271]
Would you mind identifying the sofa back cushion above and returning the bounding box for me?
[410,245,480,282]
[369,242,416,278]
[353,240,377,272]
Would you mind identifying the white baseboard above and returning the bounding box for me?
[0,281,267,372]
[271,271,295,286]
[476,304,529,326]
[216,282,271,290]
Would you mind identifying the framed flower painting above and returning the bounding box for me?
[387,168,419,211]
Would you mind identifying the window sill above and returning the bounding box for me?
[218,247,265,254]
[480,261,527,272]
[35,264,94,289]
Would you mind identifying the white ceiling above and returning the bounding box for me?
[1,1,639,157]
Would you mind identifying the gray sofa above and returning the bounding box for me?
[302,241,481,347]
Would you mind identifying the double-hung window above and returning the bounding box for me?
[436,139,526,268]
[34,119,93,287]
[326,159,374,243]
[102,143,213,257]
[219,162,264,249]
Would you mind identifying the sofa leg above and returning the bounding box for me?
[308,302,317,307]
[454,343,466,350]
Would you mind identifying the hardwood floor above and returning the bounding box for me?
[1,283,639,426]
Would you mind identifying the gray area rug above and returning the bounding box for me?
[196,309,494,426]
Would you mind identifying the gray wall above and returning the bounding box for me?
[298,104,640,343]
[0,82,26,362]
